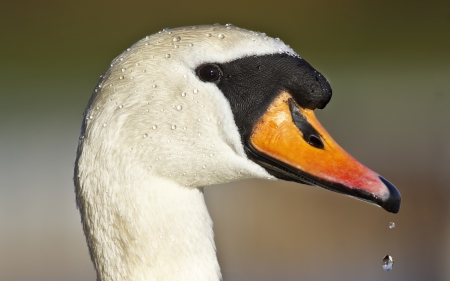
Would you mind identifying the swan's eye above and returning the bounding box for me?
[197,64,222,83]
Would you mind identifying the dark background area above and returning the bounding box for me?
[1,0,449,280]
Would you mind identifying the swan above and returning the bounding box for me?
[74,24,401,281]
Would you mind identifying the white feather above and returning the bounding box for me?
[75,24,295,281]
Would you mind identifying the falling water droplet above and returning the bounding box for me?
[119,76,124,79]
[121,68,126,72]
[173,36,181,42]
[382,255,394,271]
[217,34,225,39]
[188,43,193,47]
[118,105,123,109]
[198,118,202,122]
[202,165,206,169]
[165,54,171,58]
[206,33,211,37]
[171,125,177,130]
[152,84,157,88]
[388,222,396,229]
[152,125,158,130]
[193,89,199,94]
[181,92,186,97]
[103,123,107,127]
[176,105,182,110]
[143,134,148,138]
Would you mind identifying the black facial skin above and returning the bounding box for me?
[195,53,401,213]
[197,54,332,142]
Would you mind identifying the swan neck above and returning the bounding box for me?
[77,173,221,281]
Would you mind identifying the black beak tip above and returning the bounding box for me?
[379,176,401,214]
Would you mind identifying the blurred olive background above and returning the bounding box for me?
[1,0,449,280]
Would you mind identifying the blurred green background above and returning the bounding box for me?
[1,0,449,280]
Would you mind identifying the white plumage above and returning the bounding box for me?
[75,25,291,281]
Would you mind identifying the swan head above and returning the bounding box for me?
[76,24,400,215]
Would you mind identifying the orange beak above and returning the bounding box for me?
[248,92,401,213]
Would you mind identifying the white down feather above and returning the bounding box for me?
[75,24,297,281]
